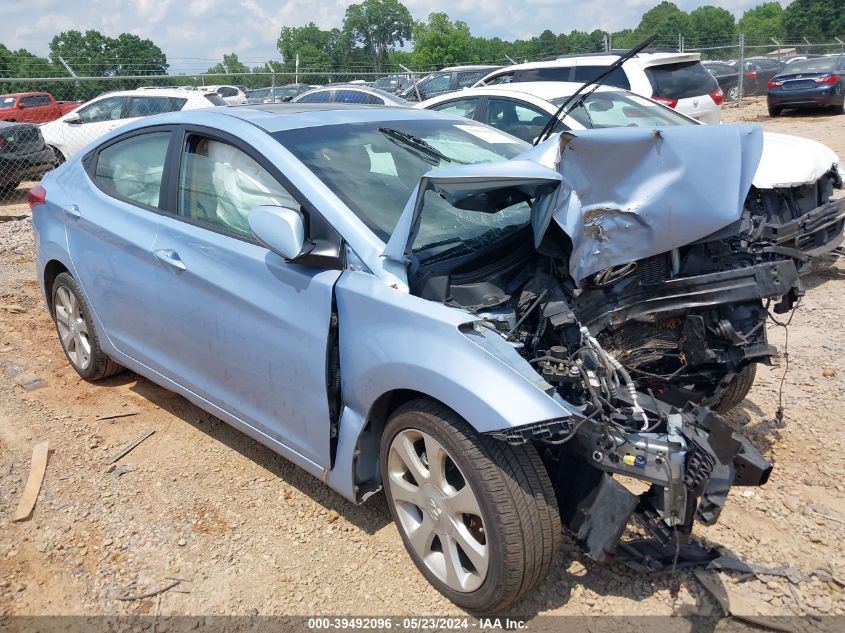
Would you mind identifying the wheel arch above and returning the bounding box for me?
[42,259,70,311]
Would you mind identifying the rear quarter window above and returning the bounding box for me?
[645,61,718,99]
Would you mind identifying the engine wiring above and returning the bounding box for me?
[767,296,802,426]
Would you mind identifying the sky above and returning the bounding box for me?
[1,0,770,72]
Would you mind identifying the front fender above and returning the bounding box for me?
[335,270,574,434]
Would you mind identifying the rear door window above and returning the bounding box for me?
[515,67,572,82]
[93,131,170,208]
[334,90,382,104]
[645,61,718,99]
[21,95,52,107]
[571,65,631,89]
[126,96,187,118]
[296,91,332,103]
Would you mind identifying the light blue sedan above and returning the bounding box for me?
[30,104,770,611]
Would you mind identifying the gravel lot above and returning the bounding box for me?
[1,99,844,623]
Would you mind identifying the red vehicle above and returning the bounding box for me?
[0,92,83,124]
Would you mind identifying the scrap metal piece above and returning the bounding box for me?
[106,429,155,465]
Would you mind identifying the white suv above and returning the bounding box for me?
[40,89,224,162]
[203,85,248,105]
[474,52,724,124]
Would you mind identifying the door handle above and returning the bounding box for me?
[61,204,81,220]
[153,249,187,271]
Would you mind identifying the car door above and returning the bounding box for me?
[148,127,341,467]
[64,96,128,156]
[19,94,51,124]
[66,127,175,364]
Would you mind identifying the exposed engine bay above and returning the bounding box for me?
[414,238,774,558]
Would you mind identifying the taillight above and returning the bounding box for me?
[653,96,678,108]
[744,70,757,79]
[710,87,724,105]
[768,80,784,89]
[28,185,46,210]
[815,75,839,85]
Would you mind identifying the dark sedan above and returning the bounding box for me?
[767,55,845,116]
[0,121,56,195]
[704,61,741,100]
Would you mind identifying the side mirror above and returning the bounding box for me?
[248,205,307,261]
[64,112,81,124]
[17,101,26,109]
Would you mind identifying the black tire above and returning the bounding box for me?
[380,398,561,613]
[727,85,740,102]
[49,146,66,165]
[714,364,757,413]
[51,272,123,381]
[835,100,845,115]
[768,105,782,117]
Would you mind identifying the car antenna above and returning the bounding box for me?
[533,34,659,145]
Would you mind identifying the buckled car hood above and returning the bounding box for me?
[384,124,764,286]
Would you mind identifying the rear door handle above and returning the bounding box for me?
[62,204,81,220]
[153,249,187,271]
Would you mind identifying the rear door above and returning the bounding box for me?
[147,127,340,467]
[65,127,174,362]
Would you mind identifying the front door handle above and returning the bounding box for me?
[62,204,81,220]
[153,249,187,271]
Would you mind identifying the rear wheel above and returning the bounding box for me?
[768,105,782,117]
[380,399,561,613]
[51,272,123,381]
[727,85,740,102]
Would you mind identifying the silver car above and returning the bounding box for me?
[32,104,771,612]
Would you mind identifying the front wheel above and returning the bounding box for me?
[51,272,123,381]
[727,85,740,102]
[381,399,561,613]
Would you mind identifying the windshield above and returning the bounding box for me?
[273,119,529,257]
[553,91,693,128]
[781,57,840,74]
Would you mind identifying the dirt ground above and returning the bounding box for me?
[1,99,844,623]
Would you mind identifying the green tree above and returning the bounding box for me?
[687,6,735,45]
[49,29,167,76]
[277,23,334,66]
[411,13,474,70]
[206,52,249,75]
[783,0,845,42]
[636,1,689,43]
[737,2,785,42]
[343,0,413,73]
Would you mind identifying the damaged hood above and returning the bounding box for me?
[754,132,839,189]
[384,124,764,287]
[523,124,764,284]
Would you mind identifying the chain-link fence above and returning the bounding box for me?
[1,36,843,203]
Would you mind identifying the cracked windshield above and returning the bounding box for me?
[275,119,530,260]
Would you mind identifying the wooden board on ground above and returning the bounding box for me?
[13,440,49,522]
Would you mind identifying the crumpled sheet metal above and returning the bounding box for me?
[524,124,764,285]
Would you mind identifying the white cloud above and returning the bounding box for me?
[2,0,767,69]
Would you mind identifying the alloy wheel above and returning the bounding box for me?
[387,429,489,593]
[54,285,92,371]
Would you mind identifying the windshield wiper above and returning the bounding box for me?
[534,34,658,145]
[379,127,469,165]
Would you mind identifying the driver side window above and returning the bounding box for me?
[76,97,125,124]
[177,135,298,239]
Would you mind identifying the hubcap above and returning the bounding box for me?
[387,429,488,593]
[55,285,91,371]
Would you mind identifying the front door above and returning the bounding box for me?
[148,129,340,467]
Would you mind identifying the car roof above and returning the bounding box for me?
[489,52,701,74]
[92,88,216,99]
[204,103,455,133]
[440,65,501,71]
